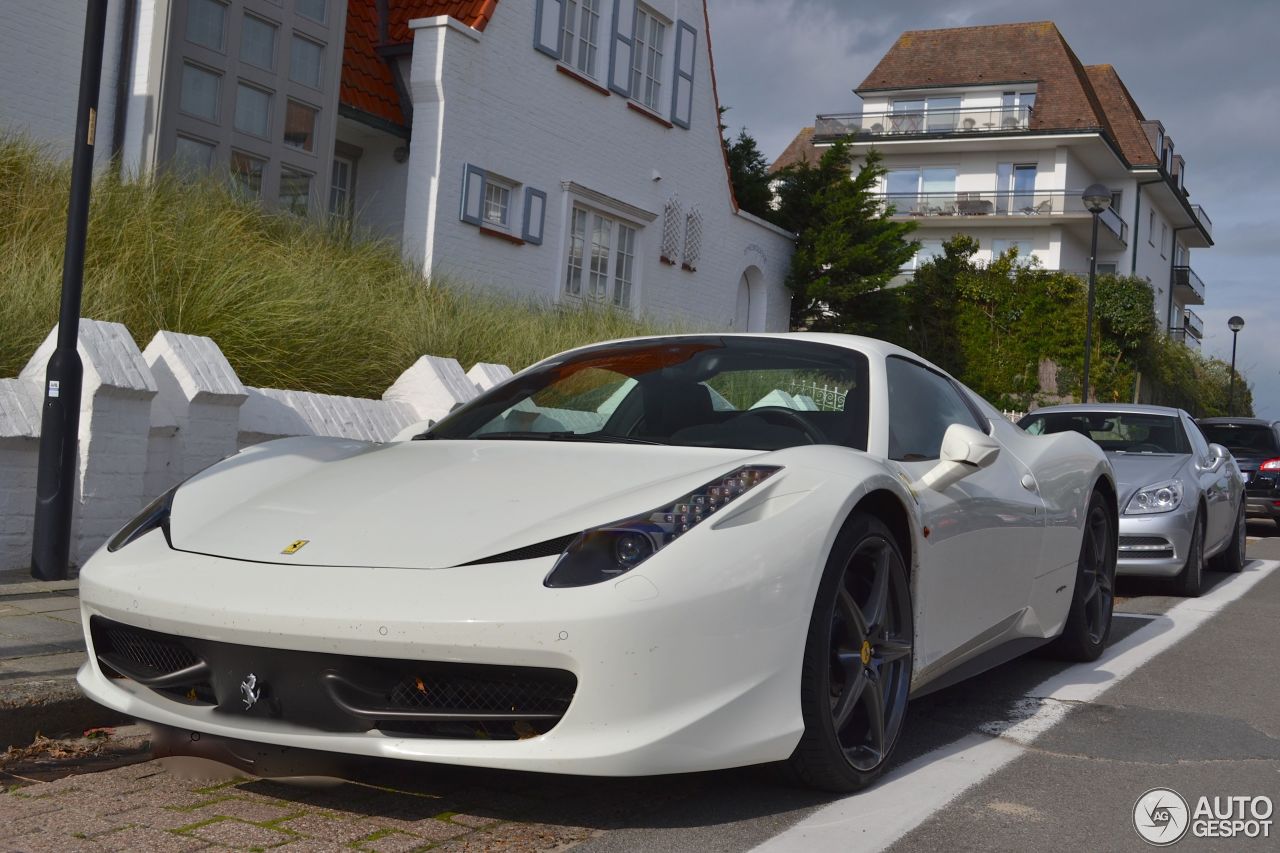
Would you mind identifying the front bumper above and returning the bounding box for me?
[1116,504,1196,577]
[76,491,834,777]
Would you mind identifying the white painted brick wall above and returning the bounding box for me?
[401,2,794,332]
[0,0,128,171]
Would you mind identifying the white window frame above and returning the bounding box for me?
[562,0,602,78]
[329,154,354,221]
[564,203,642,309]
[483,178,514,229]
[631,5,667,112]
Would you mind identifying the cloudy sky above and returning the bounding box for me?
[707,0,1280,417]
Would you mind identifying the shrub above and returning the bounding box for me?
[0,138,665,398]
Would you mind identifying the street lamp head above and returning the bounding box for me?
[1229,315,1245,333]
[1081,184,1112,213]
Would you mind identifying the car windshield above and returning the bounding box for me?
[425,336,870,451]
[1199,423,1279,456]
[1019,411,1189,454]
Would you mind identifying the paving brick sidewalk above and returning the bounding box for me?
[0,761,597,852]
[0,576,122,750]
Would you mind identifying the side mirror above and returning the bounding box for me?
[913,424,1001,492]
[1201,443,1230,471]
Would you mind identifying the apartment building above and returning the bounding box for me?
[772,21,1212,346]
[0,1,793,332]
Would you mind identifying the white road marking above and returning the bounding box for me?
[752,560,1280,853]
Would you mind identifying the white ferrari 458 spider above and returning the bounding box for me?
[78,334,1116,792]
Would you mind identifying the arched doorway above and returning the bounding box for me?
[734,265,765,331]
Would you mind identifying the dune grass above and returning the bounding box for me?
[0,138,667,397]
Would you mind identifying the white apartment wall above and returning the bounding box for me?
[0,0,130,171]
[876,147,1067,196]
[339,119,410,246]
[404,3,792,331]
[912,224,1060,269]
[119,0,170,177]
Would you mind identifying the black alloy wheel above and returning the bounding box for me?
[1175,511,1205,598]
[787,514,913,791]
[1210,504,1247,574]
[1046,490,1116,661]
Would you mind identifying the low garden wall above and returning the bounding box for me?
[0,319,511,570]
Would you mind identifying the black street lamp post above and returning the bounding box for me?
[1080,184,1113,404]
[31,0,110,580]
[1228,315,1245,417]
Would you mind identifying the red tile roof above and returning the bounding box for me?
[769,127,818,174]
[1084,64,1159,166]
[856,21,1116,138]
[342,0,404,127]
[388,1,498,43]
[341,2,500,129]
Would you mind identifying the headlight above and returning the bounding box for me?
[544,465,781,588]
[107,485,179,552]
[1124,479,1183,515]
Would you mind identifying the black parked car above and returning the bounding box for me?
[1197,417,1280,521]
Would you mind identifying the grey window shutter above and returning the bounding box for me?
[522,188,547,244]
[670,20,697,128]
[608,0,636,96]
[534,0,566,59]
[460,164,487,225]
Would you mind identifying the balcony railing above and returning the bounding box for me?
[1171,266,1206,305]
[814,106,1033,142]
[879,190,1129,242]
[1191,204,1213,237]
[1182,308,1204,340]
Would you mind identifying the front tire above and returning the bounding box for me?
[786,513,913,793]
[1174,511,1205,597]
[1209,504,1247,574]
[1046,490,1115,661]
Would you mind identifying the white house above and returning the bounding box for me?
[772,22,1212,347]
[0,0,793,332]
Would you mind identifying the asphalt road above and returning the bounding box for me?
[3,521,1278,852]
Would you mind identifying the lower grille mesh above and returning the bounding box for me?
[99,624,200,676]
[89,617,576,739]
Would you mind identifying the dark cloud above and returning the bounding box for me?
[708,0,1280,416]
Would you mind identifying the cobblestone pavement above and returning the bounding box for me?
[1,757,601,852]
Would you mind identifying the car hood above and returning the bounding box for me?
[168,436,764,569]
[1107,453,1190,505]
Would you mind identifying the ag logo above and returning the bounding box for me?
[240,673,262,710]
[1134,787,1190,845]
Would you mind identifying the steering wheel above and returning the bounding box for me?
[735,406,827,444]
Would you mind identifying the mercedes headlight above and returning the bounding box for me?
[544,466,781,588]
[1124,479,1183,515]
[107,485,179,552]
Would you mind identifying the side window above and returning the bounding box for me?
[1185,416,1211,462]
[886,357,983,461]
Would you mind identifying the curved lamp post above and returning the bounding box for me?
[1080,184,1113,403]
[1228,315,1245,416]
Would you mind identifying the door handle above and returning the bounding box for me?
[1020,474,1037,492]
